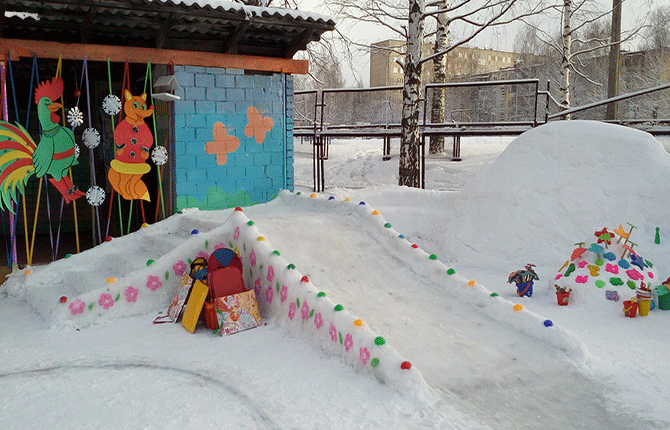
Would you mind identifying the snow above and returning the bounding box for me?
[3,120,670,429]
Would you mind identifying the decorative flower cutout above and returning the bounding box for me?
[74,144,80,159]
[173,260,187,276]
[99,293,114,309]
[69,298,85,315]
[146,275,162,291]
[267,266,274,283]
[82,127,100,149]
[67,106,84,128]
[86,186,106,206]
[288,302,296,320]
[344,333,353,352]
[151,146,168,165]
[102,94,122,116]
[280,284,288,302]
[125,286,139,303]
[314,312,323,329]
[360,347,370,365]
[265,286,273,302]
[329,323,337,342]
[301,302,310,319]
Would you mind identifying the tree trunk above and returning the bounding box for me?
[606,0,622,120]
[399,0,424,187]
[560,0,573,118]
[429,0,448,154]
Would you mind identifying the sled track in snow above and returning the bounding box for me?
[0,362,282,429]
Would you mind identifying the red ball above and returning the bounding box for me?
[59,296,67,303]
[411,244,419,249]
[235,207,243,212]
[105,236,113,242]
[301,276,309,283]
[400,361,412,370]
[74,89,81,98]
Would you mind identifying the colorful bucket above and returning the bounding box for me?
[656,286,670,311]
[556,291,570,306]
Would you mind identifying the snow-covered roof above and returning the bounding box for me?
[2,0,335,59]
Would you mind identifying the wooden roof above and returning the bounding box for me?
[1,0,336,59]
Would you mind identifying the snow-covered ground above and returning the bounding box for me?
[3,121,670,429]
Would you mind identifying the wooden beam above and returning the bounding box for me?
[0,37,308,74]
[222,18,251,54]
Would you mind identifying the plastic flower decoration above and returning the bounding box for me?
[151,146,168,165]
[85,186,106,206]
[67,106,84,128]
[82,127,101,149]
[102,94,122,116]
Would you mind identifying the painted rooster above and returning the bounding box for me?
[0,76,85,211]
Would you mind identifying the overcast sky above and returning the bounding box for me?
[294,0,655,87]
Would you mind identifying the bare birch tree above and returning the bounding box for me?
[334,0,546,186]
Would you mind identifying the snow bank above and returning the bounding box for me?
[447,120,670,275]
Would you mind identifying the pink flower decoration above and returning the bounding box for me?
[301,302,310,320]
[288,302,296,320]
[99,293,114,310]
[344,333,353,352]
[648,272,654,279]
[250,250,257,267]
[124,286,139,303]
[360,347,370,365]
[214,242,225,251]
[575,275,588,284]
[69,298,85,315]
[555,274,562,280]
[254,278,262,295]
[147,275,162,291]
[265,286,273,302]
[606,263,619,274]
[329,323,337,342]
[173,260,187,276]
[267,266,274,283]
[196,251,209,260]
[280,284,288,302]
[626,269,644,280]
[578,260,588,268]
[233,227,240,241]
[314,312,323,329]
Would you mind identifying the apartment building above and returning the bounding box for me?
[369,39,524,87]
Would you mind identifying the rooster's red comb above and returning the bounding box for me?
[34,76,64,105]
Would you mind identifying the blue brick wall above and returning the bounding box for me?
[173,65,293,211]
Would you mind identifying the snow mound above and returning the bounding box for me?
[448,120,670,272]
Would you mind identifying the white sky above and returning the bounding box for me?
[294,0,656,87]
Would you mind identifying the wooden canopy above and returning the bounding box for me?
[0,0,336,73]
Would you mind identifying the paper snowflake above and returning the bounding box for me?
[82,127,101,149]
[74,144,80,159]
[86,186,106,206]
[151,146,169,165]
[67,106,84,128]
[102,94,122,116]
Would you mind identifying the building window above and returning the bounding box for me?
[458,52,462,58]
[393,67,398,73]
[478,59,486,65]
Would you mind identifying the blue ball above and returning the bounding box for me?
[543,319,553,327]
[191,229,199,235]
